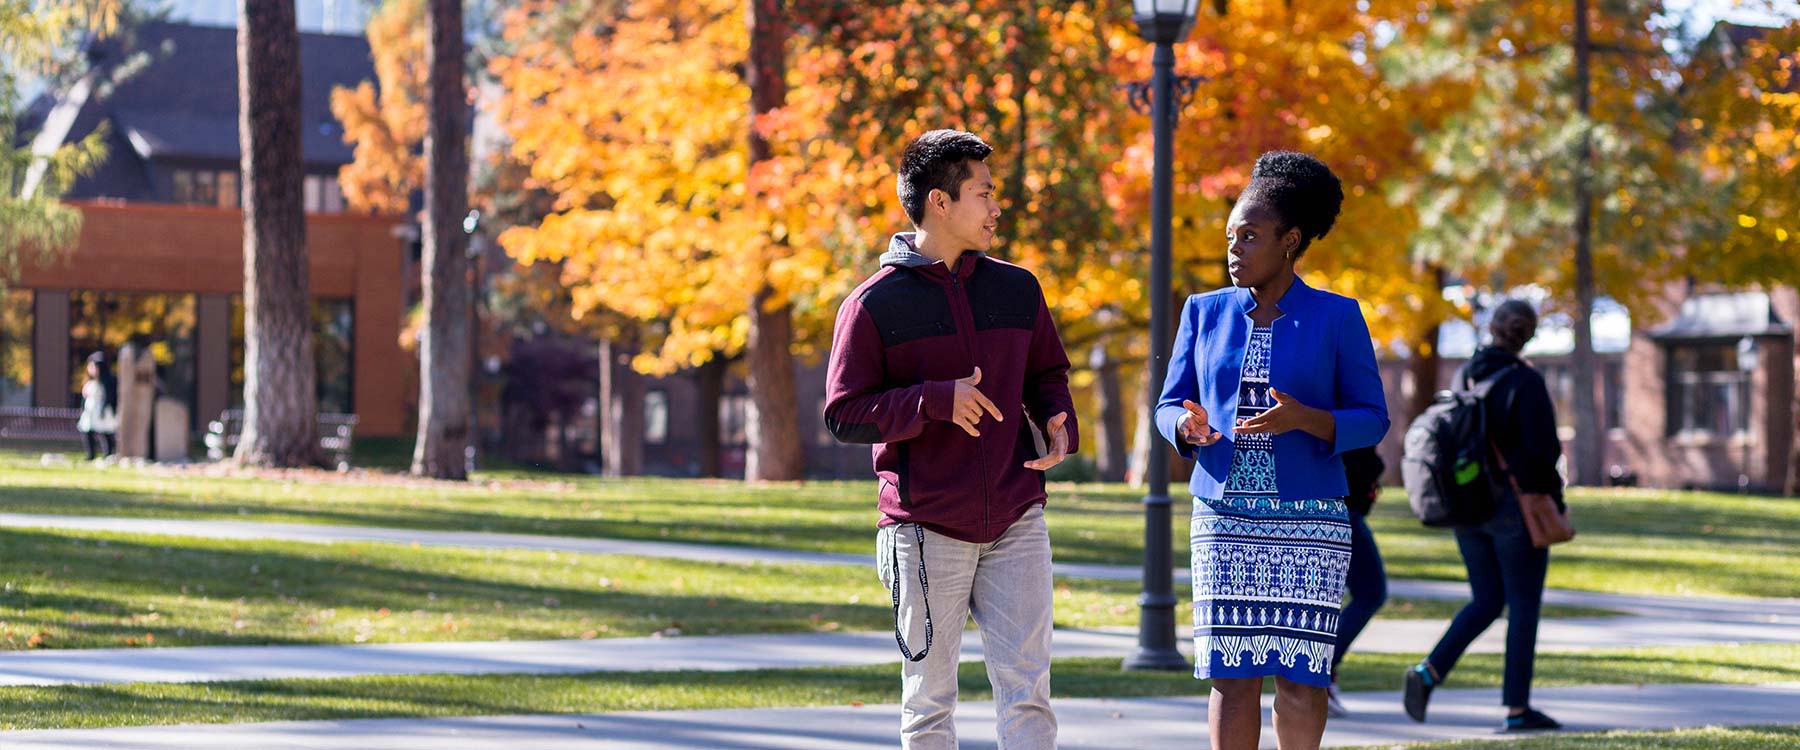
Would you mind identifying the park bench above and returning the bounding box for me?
[0,406,83,445]
[205,409,359,470]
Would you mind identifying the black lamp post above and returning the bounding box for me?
[1121,0,1200,673]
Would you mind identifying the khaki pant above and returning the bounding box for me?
[876,506,1057,750]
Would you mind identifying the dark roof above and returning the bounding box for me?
[1704,21,1799,94]
[33,21,375,199]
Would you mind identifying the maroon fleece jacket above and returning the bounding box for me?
[823,233,1079,544]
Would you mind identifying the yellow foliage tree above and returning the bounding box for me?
[329,0,426,215]
[1681,21,1800,286]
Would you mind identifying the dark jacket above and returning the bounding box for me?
[823,233,1079,544]
[1343,445,1384,516]
[1458,346,1564,506]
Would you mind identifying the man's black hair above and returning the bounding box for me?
[896,130,993,226]
[1239,150,1345,258]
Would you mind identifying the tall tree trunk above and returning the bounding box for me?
[1407,266,1449,420]
[1568,0,1603,486]
[1407,322,1441,417]
[412,0,471,480]
[598,336,645,477]
[695,357,725,478]
[742,0,803,481]
[233,0,317,468]
[746,289,803,480]
[1090,340,1127,482]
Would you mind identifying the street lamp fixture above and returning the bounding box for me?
[1122,0,1200,673]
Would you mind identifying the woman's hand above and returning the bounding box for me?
[1233,388,1336,443]
[1178,400,1224,447]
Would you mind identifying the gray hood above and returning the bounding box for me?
[879,232,934,268]
[879,232,983,269]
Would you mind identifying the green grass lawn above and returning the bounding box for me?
[0,643,1793,731]
[1,527,1586,651]
[3,451,1796,599]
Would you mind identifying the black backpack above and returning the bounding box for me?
[1401,363,1520,527]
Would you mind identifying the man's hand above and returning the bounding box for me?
[1023,412,1070,471]
[1233,388,1334,442]
[1178,400,1223,446]
[952,367,1002,437]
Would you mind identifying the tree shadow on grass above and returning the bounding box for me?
[0,528,897,650]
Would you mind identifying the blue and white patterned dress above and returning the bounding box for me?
[1190,327,1352,687]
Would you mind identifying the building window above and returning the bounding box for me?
[304,174,345,213]
[644,390,668,445]
[0,291,32,407]
[1536,362,1575,430]
[170,168,239,208]
[1666,342,1749,437]
[721,394,750,447]
[228,298,357,416]
[66,291,197,414]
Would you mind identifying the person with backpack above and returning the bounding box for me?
[1404,299,1565,732]
[1327,445,1388,718]
[1157,151,1389,750]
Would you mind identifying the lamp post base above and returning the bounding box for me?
[1122,646,1190,672]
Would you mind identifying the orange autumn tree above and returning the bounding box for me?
[329,0,425,215]
[493,0,859,479]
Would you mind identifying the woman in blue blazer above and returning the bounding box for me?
[1156,152,1390,750]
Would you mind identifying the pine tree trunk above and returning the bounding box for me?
[1568,0,1604,486]
[1090,340,1127,482]
[411,0,471,480]
[233,0,317,468]
[742,0,803,481]
[696,357,725,478]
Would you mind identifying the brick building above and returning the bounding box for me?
[3,22,410,438]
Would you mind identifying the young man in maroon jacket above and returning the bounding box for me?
[824,129,1078,750]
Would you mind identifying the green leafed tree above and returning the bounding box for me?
[1,0,119,282]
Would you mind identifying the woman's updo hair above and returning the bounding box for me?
[1239,151,1345,258]
[1488,299,1539,352]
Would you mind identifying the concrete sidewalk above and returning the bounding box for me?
[6,612,1797,687]
[7,511,1799,624]
[1,681,1794,749]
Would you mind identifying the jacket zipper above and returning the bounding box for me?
[947,267,993,536]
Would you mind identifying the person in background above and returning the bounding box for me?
[1405,299,1564,732]
[1327,445,1388,717]
[77,351,119,461]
